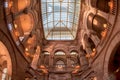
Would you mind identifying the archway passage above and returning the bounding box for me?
[88,38,95,50]
[109,45,120,80]
[0,41,12,80]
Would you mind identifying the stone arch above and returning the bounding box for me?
[90,0,110,13]
[83,34,91,50]
[104,32,120,80]
[70,57,78,65]
[69,47,79,54]
[54,51,66,56]
[0,30,17,79]
[70,50,78,55]
[54,58,66,66]
[86,13,109,46]
[87,13,95,30]
[82,34,96,56]
[92,15,108,39]
[87,13,108,39]
[52,47,68,56]
[79,45,89,69]
[42,51,50,55]
[0,41,12,79]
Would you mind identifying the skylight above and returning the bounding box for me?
[41,0,80,40]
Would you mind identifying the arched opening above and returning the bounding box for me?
[92,15,108,39]
[91,0,110,13]
[109,44,120,80]
[70,51,80,67]
[70,51,78,55]
[43,51,50,55]
[43,51,50,67]
[0,41,12,80]
[88,38,95,50]
[55,60,66,71]
[55,51,65,56]
[88,38,96,57]
[70,59,75,67]
[87,14,108,39]
[83,34,96,58]
[70,59,78,68]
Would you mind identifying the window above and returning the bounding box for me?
[41,0,81,40]
[55,51,65,55]
[43,51,50,55]
[70,51,78,55]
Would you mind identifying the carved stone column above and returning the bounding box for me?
[85,47,93,55]
[31,46,40,69]
[84,34,93,54]
[49,53,54,67]
[84,41,93,54]
[79,46,89,70]
[67,54,71,68]
[88,30,100,46]
[90,34,100,46]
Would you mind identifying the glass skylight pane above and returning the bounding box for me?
[61,12,67,21]
[48,22,53,30]
[47,4,52,13]
[43,19,47,24]
[42,0,46,2]
[68,22,73,28]
[69,0,74,2]
[54,12,60,21]
[61,3,68,12]
[76,0,80,3]
[54,0,59,2]
[54,3,60,12]
[69,3,74,13]
[47,0,52,2]
[41,3,46,14]
[41,0,81,40]
[63,0,68,2]
[74,16,78,23]
[48,14,53,22]
[76,4,80,12]
[42,14,47,21]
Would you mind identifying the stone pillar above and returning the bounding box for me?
[66,54,71,71]
[88,29,100,46]
[84,35,93,54]
[31,46,40,69]
[85,41,93,54]
[79,46,89,70]
[67,55,71,67]
[49,52,54,67]
[84,41,93,64]
[90,34,100,46]
[85,47,93,54]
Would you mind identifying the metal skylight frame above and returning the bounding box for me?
[41,0,80,40]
